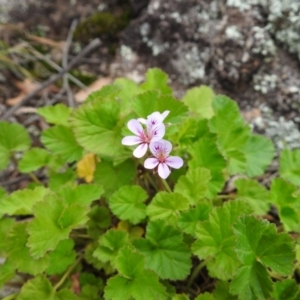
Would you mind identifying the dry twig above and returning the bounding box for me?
[1,38,101,120]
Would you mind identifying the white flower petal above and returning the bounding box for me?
[150,123,165,141]
[161,110,170,120]
[127,119,144,136]
[158,163,171,179]
[149,140,162,156]
[133,143,148,158]
[144,158,159,169]
[137,118,147,124]
[165,156,184,169]
[122,136,142,145]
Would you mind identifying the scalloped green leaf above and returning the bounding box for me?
[133,220,191,280]
[234,178,270,215]
[0,145,10,170]
[280,148,300,186]
[230,215,295,300]
[272,279,300,300]
[70,98,123,159]
[18,147,51,173]
[132,90,188,123]
[57,184,103,206]
[177,203,211,236]
[0,121,30,152]
[105,246,167,300]
[46,239,76,275]
[140,68,172,95]
[0,186,48,216]
[192,200,252,280]
[7,223,49,275]
[94,159,135,198]
[174,167,211,205]
[0,260,15,289]
[93,229,129,266]
[270,178,300,232]
[146,192,190,225]
[188,137,227,198]
[41,125,83,163]
[0,217,15,256]
[109,185,148,224]
[27,194,88,259]
[182,85,214,119]
[84,84,121,103]
[17,275,79,300]
[37,103,71,126]
[244,135,274,177]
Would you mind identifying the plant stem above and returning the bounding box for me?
[28,172,42,184]
[187,258,210,288]
[145,172,159,192]
[161,178,172,192]
[53,255,82,291]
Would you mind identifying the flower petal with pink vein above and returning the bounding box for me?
[165,156,184,169]
[127,119,144,136]
[133,143,148,158]
[121,136,142,145]
[144,158,159,169]
[158,163,171,179]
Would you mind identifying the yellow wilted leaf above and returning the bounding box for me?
[76,153,97,183]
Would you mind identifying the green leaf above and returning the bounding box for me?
[0,217,15,256]
[70,98,123,159]
[234,178,270,215]
[182,85,214,119]
[209,96,251,174]
[140,68,172,95]
[27,194,88,258]
[213,281,238,300]
[93,229,129,266]
[0,121,30,152]
[0,145,10,170]
[6,223,49,275]
[57,184,104,206]
[230,262,272,300]
[48,169,77,192]
[280,148,300,186]
[195,293,214,300]
[0,260,15,289]
[42,125,83,162]
[244,135,274,177]
[132,90,188,123]
[104,246,167,300]
[84,84,120,103]
[230,215,295,299]
[87,206,111,238]
[109,185,148,224]
[94,159,135,198]
[188,137,227,198]
[133,220,191,280]
[174,167,211,205]
[0,186,48,216]
[272,279,300,300]
[46,239,76,275]
[270,178,300,232]
[114,78,140,116]
[192,200,252,280]
[18,148,51,173]
[17,275,79,300]
[37,103,71,126]
[146,192,190,225]
[177,203,211,236]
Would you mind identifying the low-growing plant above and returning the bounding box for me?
[0,68,300,300]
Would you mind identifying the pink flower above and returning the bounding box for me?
[137,110,170,126]
[121,118,165,158]
[144,140,183,179]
